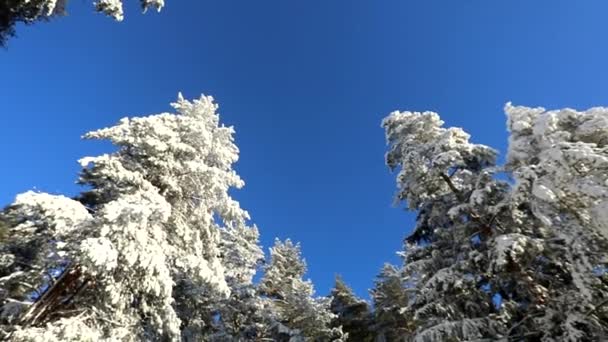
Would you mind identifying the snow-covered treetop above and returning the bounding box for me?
[331,276,361,308]
[81,93,246,223]
[260,239,307,299]
[382,111,497,209]
[220,225,264,286]
[3,94,259,341]
[371,263,407,311]
[11,191,91,237]
[260,239,342,341]
[77,94,253,334]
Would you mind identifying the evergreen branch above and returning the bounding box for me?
[585,298,608,317]
[440,173,464,202]
[506,312,543,337]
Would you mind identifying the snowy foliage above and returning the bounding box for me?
[210,225,266,340]
[0,94,266,341]
[505,103,608,340]
[10,315,104,342]
[506,103,608,239]
[383,110,497,209]
[379,104,608,341]
[381,110,504,340]
[95,0,164,21]
[2,94,608,341]
[260,239,343,341]
[0,0,166,45]
[371,264,412,341]
[0,192,91,329]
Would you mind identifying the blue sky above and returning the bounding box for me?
[2,0,608,298]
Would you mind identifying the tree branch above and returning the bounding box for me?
[585,298,608,317]
[440,173,464,202]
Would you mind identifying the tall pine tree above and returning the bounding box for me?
[381,110,504,341]
[0,94,264,341]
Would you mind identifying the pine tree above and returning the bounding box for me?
[502,103,608,340]
[330,276,373,341]
[381,110,505,341]
[210,225,267,340]
[259,239,343,341]
[370,264,413,341]
[0,94,262,341]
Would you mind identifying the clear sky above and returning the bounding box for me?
[2,0,608,298]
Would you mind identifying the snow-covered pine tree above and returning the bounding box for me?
[209,225,268,340]
[380,110,511,341]
[0,94,262,341]
[330,276,374,342]
[0,0,165,45]
[370,264,412,341]
[259,239,343,341]
[502,104,608,340]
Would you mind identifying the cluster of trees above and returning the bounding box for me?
[372,105,608,341]
[0,95,344,341]
[334,105,608,341]
[1,93,607,341]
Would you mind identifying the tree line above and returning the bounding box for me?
[0,95,607,341]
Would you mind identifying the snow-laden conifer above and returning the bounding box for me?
[504,104,608,340]
[260,239,343,341]
[1,94,261,341]
[370,264,412,341]
[330,276,374,341]
[209,225,267,340]
[381,110,505,341]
